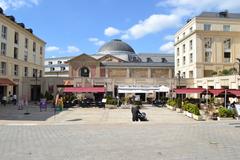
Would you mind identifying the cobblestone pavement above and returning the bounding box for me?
[1,104,240,159]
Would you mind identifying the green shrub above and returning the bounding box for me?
[183,102,200,115]
[45,91,54,101]
[167,99,177,107]
[134,101,142,106]
[218,107,234,117]
[106,96,118,105]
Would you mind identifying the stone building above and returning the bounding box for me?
[0,7,45,100]
[66,39,174,101]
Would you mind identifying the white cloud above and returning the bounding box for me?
[104,27,121,36]
[88,37,105,46]
[67,46,80,53]
[0,0,40,10]
[164,35,175,41]
[159,42,174,53]
[120,14,180,39]
[46,46,60,52]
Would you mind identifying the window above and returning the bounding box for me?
[40,46,43,55]
[79,67,90,77]
[223,25,230,32]
[1,25,7,39]
[58,61,62,64]
[61,67,66,71]
[183,44,186,53]
[24,67,28,77]
[0,62,6,75]
[189,71,193,78]
[33,54,36,64]
[224,52,231,63]
[14,47,18,59]
[48,61,53,65]
[183,56,186,65]
[14,64,18,76]
[205,51,212,62]
[183,72,186,78]
[177,36,179,41]
[189,40,193,50]
[190,53,193,63]
[190,27,193,33]
[24,51,28,61]
[1,43,6,56]
[177,59,179,66]
[33,69,37,77]
[50,67,55,71]
[177,48,179,56]
[224,39,231,50]
[25,38,28,49]
[204,24,211,31]
[33,42,36,52]
[204,38,212,49]
[14,32,19,44]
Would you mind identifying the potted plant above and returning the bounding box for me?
[166,99,176,111]
[217,107,234,120]
[105,96,118,109]
[176,98,183,113]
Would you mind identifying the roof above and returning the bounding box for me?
[101,62,174,68]
[98,39,135,54]
[138,53,174,63]
[45,56,74,61]
[197,11,240,19]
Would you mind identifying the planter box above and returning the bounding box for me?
[193,114,202,121]
[105,104,117,109]
[186,111,193,118]
[176,108,183,113]
[166,104,176,111]
[217,117,234,121]
[183,110,188,116]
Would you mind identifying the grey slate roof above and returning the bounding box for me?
[138,53,174,63]
[198,12,240,19]
[102,62,174,68]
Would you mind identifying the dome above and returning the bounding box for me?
[98,39,135,54]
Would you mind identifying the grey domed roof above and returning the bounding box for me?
[98,39,135,54]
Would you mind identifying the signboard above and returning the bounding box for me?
[235,104,240,116]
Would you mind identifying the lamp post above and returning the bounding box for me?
[176,71,184,107]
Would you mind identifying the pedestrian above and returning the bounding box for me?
[2,96,7,106]
[13,94,17,105]
[131,105,141,121]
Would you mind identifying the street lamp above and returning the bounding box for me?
[176,71,183,89]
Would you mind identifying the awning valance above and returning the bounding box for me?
[175,88,205,94]
[208,89,225,96]
[64,87,105,93]
[0,78,15,86]
[227,89,240,97]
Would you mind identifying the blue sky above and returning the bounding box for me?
[1,0,240,58]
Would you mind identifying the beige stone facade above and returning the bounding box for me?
[0,12,45,100]
[175,11,240,79]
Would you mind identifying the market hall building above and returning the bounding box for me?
[66,39,174,102]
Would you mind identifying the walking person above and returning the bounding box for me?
[131,105,141,121]
[13,94,17,105]
[2,96,7,106]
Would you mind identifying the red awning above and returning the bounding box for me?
[208,89,225,96]
[175,88,205,94]
[64,87,105,93]
[0,78,15,86]
[227,89,240,97]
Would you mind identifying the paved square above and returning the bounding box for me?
[0,105,240,160]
